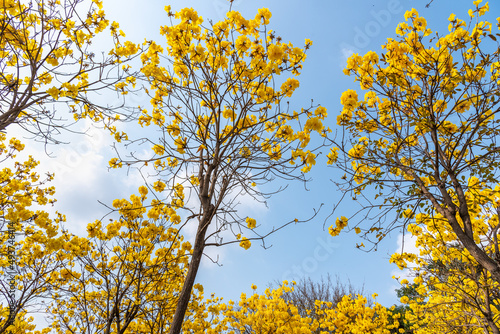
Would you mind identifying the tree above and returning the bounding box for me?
[0,0,140,143]
[110,6,328,334]
[0,1,144,331]
[0,144,203,334]
[329,2,500,332]
[329,0,500,288]
[0,140,205,333]
[47,186,198,334]
[397,217,500,333]
[0,135,70,334]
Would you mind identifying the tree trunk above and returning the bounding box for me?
[447,213,500,284]
[169,207,212,334]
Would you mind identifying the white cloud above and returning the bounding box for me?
[395,231,420,256]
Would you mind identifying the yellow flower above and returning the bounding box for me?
[190,175,200,186]
[152,144,165,156]
[239,237,251,250]
[235,35,250,53]
[478,3,489,16]
[138,186,148,197]
[174,137,187,154]
[109,157,122,168]
[267,44,284,62]
[246,217,256,229]
[280,78,300,97]
[256,8,271,25]
[314,106,327,119]
[336,216,348,228]
[240,146,251,158]
[329,216,348,237]
[153,180,166,192]
[304,117,324,133]
[404,8,418,21]
[9,138,25,151]
[46,86,60,100]
[326,147,339,165]
[112,199,123,208]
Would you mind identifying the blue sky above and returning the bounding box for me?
[10,0,499,311]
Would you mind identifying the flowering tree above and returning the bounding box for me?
[330,2,500,275]
[0,137,201,334]
[329,2,500,332]
[0,135,70,334]
[0,0,140,142]
[110,6,328,333]
[48,186,199,334]
[398,191,500,333]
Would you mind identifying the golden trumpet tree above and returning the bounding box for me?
[47,186,199,334]
[110,6,328,334]
[0,134,71,334]
[330,0,500,289]
[0,0,140,142]
[395,180,500,333]
[0,138,200,334]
